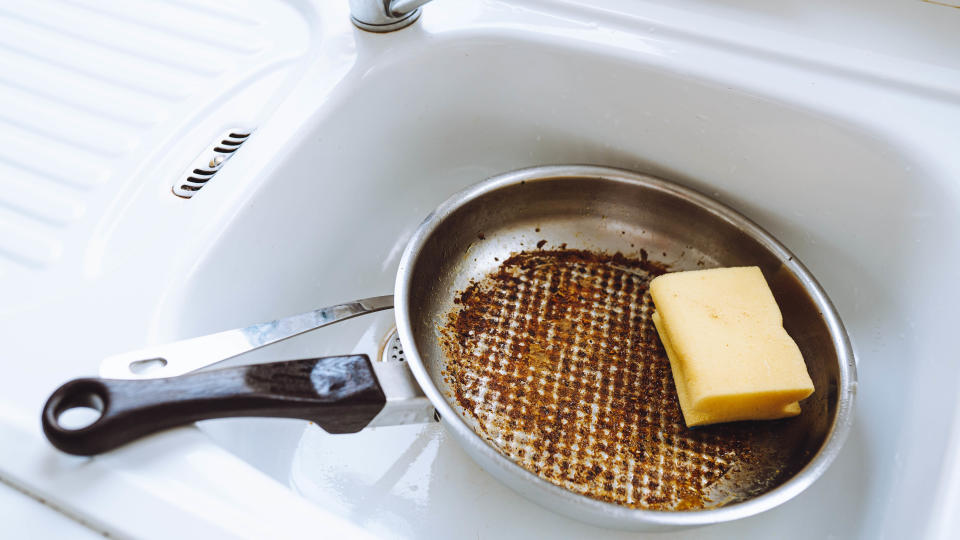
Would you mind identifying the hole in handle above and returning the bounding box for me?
[53,387,106,431]
[129,357,168,375]
[58,406,103,430]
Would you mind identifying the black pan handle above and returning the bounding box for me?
[42,355,386,456]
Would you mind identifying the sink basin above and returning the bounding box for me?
[4,1,959,538]
[140,4,960,538]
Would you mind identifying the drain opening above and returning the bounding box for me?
[379,329,406,363]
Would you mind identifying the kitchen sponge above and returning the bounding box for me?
[649,266,814,427]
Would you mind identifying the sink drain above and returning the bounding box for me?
[379,329,406,363]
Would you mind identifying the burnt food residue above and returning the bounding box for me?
[439,249,757,510]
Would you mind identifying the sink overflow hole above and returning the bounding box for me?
[173,129,252,199]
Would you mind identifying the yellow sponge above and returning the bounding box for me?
[649,266,813,427]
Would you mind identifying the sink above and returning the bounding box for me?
[4,1,959,538]
[140,3,960,538]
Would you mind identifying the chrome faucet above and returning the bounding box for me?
[349,0,435,32]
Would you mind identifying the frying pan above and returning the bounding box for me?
[42,166,856,530]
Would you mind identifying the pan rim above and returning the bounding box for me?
[394,164,857,528]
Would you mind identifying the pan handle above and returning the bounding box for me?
[42,355,387,456]
[98,295,394,380]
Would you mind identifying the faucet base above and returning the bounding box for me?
[351,8,421,33]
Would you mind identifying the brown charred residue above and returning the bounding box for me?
[438,249,755,510]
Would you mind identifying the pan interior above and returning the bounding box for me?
[403,173,839,510]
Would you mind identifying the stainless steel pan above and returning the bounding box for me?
[42,166,856,530]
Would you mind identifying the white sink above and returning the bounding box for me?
[3,1,959,538]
